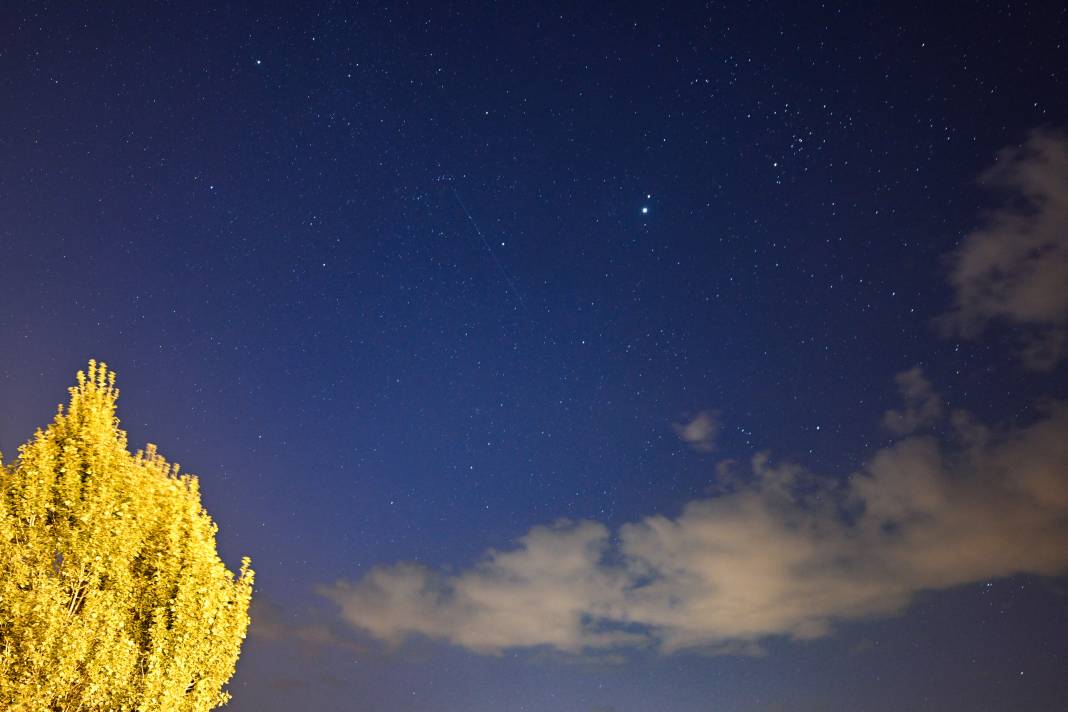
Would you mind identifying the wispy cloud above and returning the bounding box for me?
[320,380,1068,655]
[938,128,1068,369]
[673,410,720,452]
[881,366,942,435]
[250,598,366,654]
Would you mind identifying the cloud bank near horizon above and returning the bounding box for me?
[320,371,1068,656]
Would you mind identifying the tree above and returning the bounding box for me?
[0,361,253,711]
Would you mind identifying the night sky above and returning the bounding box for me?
[3,2,1068,711]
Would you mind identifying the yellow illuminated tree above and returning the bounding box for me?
[0,361,253,711]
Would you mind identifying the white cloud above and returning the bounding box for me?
[321,393,1068,655]
[320,521,638,654]
[939,128,1068,369]
[673,410,720,452]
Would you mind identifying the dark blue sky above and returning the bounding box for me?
[2,2,1067,711]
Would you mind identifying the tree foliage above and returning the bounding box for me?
[0,361,253,711]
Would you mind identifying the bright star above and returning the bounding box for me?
[641,206,649,214]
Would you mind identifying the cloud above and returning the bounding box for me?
[881,366,942,435]
[938,128,1068,369]
[319,521,638,654]
[321,387,1068,656]
[250,598,366,654]
[673,410,720,452]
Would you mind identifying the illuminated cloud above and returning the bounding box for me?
[939,128,1068,369]
[673,410,720,452]
[881,366,942,435]
[321,382,1068,655]
[320,521,637,654]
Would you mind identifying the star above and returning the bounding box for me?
[641,206,649,214]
